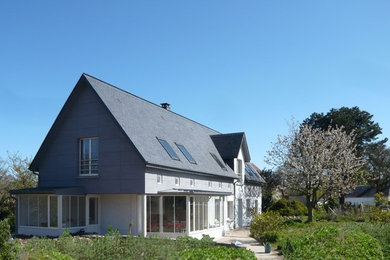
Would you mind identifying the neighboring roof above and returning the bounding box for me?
[157,188,232,196]
[211,132,251,162]
[10,187,84,195]
[30,74,237,179]
[244,163,266,185]
[346,186,376,198]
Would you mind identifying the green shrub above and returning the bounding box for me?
[354,223,390,259]
[250,211,284,241]
[0,219,17,260]
[369,209,390,223]
[180,246,256,260]
[260,231,279,243]
[280,225,383,260]
[268,198,307,216]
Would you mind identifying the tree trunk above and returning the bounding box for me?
[306,195,313,222]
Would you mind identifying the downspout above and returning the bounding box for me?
[233,179,239,229]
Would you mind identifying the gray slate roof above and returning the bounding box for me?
[83,74,237,179]
[245,163,266,185]
[346,186,376,198]
[211,133,251,162]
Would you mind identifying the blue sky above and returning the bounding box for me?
[1,1,389,168]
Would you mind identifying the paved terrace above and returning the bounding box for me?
[214,228,283,260]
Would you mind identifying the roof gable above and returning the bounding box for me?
[82,74,236,178]
[211,132,251,162]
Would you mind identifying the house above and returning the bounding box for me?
[345,186,390,206]
[11,74,264,238]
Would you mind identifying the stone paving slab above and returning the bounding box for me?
[214,229,284,260]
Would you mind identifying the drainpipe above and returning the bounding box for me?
[233,179,239,229]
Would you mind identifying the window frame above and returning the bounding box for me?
[157,138,180,160]
[79,137,99,175]
[175,143,196,164]
[157,174,163,184]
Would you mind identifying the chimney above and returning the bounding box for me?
[161,103,171,110]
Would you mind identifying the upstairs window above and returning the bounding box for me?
[175,177,180,186]
[80,137,99,175]
[157,138,180,160]
[176,144,196,164]
[210,153,227,171]
[237,159,243,174]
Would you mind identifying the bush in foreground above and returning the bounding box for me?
[180,246,256,260]
[280,225,383,260]
[250,211,284,241]
[0,219,17,260]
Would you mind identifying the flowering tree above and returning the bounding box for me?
[266,123,364,222]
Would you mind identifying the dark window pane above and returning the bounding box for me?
[91,138,99,160]
[79,197,86,226]
[190,197,194,232]
[176,144,196,164]
[71,196,78,227]
[158,139,180,160]
[89,198,98,224]
[147,196,160,232]
[39,195,48,227]
[62,196,70,227]
[163,196,174,232]
[175,196,186,233]
[50,196,58,227]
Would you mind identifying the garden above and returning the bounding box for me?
[250,197,390,260]
[0,220,256,260]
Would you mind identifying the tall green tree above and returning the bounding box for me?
[303,106,385,156]
[304,106,389,201]
[365,141,390,193]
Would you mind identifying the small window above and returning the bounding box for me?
[175,177,180,186]
[237,159,243,174]
[190,178,195,187]
[208,181,212,188]
[157,138,180,160]
[79,137,99,175]
[228,183,232,189]
[210,153,227,171]
[176,144,196,164]
[157,174,163,184]
[219,182,222,189]
[227,201,234,219]
[246,199,251,217]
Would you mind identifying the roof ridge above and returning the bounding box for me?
[82,73,220,134]
[211,132,245,137]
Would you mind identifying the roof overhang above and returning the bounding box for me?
[10,186,85,195]
[157,188,232,196]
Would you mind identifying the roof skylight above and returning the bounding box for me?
[176,144,196,164]
[157,138,180,160]
[210,153,227,171]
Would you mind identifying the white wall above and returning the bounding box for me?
[99,194,138,235]
[145,168,234,195]
[346,197,375,205]
[233,146,262,228]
